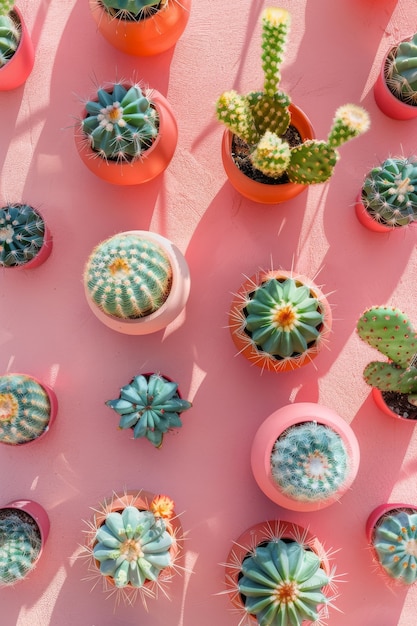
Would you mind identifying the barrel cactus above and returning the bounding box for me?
[0,1,19,69]
[84,232,173,320]
[0,374,52,445]
[101,0,162,19]
[81,83,158,162]
[106,373,192,447]
[386,33,417,105]
[0,508,42,586]
[0,203,47,267]
[372,509,417,585]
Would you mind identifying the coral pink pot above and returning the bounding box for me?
[89,0,191,56]
[374,41,417,121]
[221,104,315,204]
[251,403,360,512]
[371,387,417,424]
[74,89,178,186]
[0,8,34,91]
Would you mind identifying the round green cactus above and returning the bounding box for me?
[0,13,19,67]
[361,157,417,227]
[106,373,192,447]
[101,0,161,19]
[0,374,51,445]
[238,539,331,626]
[387,33,417,105]
[93,506,173,588]
[251,131,291,179]
[372,509,417,584]
[81,83,158,162]
[0,509,42,586]
[84,232,173,320]
[0,204,47,267]
[271,422,349,503]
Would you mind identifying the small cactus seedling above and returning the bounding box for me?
[356,306,417,407]
[0,374,52,445]
[106,373,192,447]
[386,33,417,105]
[371,509,417,585]
[101,0,164,20]
[0,509,42,586]
[0,204,47,267]
[0,1,19,68]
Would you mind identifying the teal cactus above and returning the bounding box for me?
[0,509,42,586]
[106,373,192,447]
[271,422,349,503]
[356,306,417,407]
[81,83,158,162]
[215,7,370,183]
[93,506,173,588]
[84,232,173,320]
[0,6,19,68]
[238,539,331,626]
[386,33,417,105]
[360,157,417,227]
[0,203,47,267]
[0,374,51,445]
[101,0,161,19]
[372,509,417,584]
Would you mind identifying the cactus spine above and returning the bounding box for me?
[0,204,47,267]
[0,509,42,586]
[0,0,19,68]
[386,33,417,105]
[372,509,417,584]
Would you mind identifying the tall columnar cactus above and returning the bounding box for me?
[0,0,19,68]
[81,83,158,162]
[360,157,417,227]
[238,539,331,626]
[101,0,161,19]
[356,306,417,406]
[84,233,173,320]
[0,509,42,586]
[386,33,417,105]
[372,509,417,584]
[215,7,370,183]
[271,422,349,503]
[0,204,47,267]
[106,373,192,447]
[0,374,51,444]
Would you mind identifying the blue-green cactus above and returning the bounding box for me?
[106,373,192,447]
[101,0,161,19]
[0,8,19,68]
[271,422,349,503]
[372,509,417,584]
[0,509,42,586]
[84,233,173,320]
[0,204,47,267]
[0,374,51,445]
[386,33,417,105]
[81,83,158,162]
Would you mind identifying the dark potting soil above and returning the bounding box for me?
[381,390,417,420]
[231,125,302,185]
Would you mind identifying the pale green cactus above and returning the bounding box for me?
[372,509,417,584]
[386,33,417,105]
[0,0,14,16]
[0,509,42,586]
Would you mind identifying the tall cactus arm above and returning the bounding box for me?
[215,91,259,145]
[261,7,291,96]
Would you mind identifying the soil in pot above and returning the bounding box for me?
[380,390,417,420]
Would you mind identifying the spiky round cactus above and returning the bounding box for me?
[0,509,42,586]
[81,83,158,162]
[372,509,417,584]
[386,33,417,105]
[250,131,291,179]
[238,539,331,626]
[101,0,162,19]
[271,422,349,503]
[84,232,173,320]
[106,373,192,447]
[0,204,47,267]
[0,374,51,445]
[360,157,417,227]
[0,13,19,67]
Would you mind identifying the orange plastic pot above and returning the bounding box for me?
[0,8,34,91]
[89,0,191,56]
[374,40,417,121]
[229,269,332,373]
[74,89,178,186]
[221,103,315,204]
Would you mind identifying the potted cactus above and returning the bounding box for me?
[0,373,58,445]
[366,503,417,585]
[0,1,34,91]
[83,490,183,605]
[0,203,53,268]
[224,519,339,626]
[356,306,417,421]
[355,157,417,232]
[83,230,190,335]
[251,403,360,512]
[106,372,192,447]
[374,32,417,120]
[215,7,370,204]
[88,0,191,57]
[74,81,177,185]
[229,269,332,373]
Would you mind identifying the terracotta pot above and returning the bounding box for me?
[371,387,417,424]
[229,269,332,373]
[251,403,360,512]
[221,103,315,204]
[89,0,191,56]
[0,8,35,91]
[374,41,417,121]
[84,230,190,335]
[354,192,394,233]
[74,89,178,186]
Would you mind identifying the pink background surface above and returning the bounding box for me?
[1,0,417,624]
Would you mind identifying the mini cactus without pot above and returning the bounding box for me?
[0,203,52,268]
[0,508,42,586]
[0,1,19,68]
[216,7,370,186]
[106,373,192,447]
